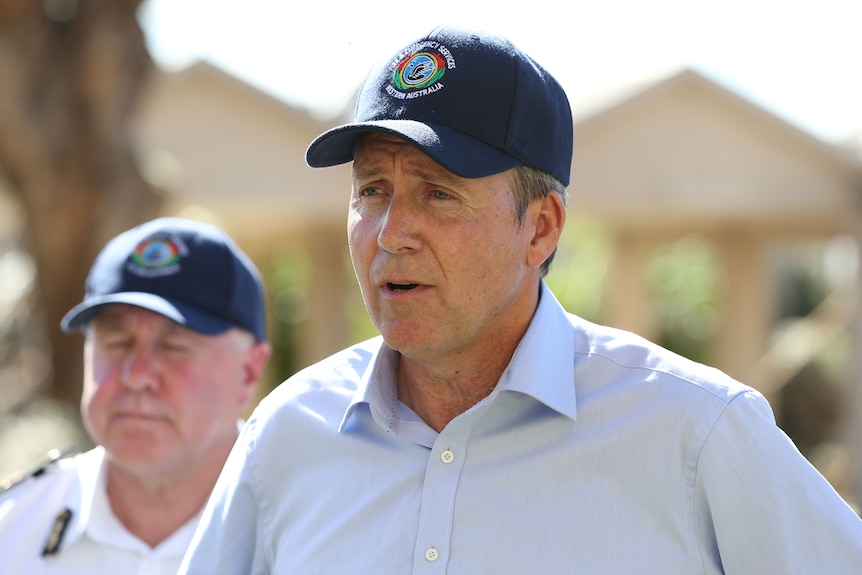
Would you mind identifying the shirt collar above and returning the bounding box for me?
[339,281,577,431]
[497,281,577,420]
[59,445,202,555]
[52,446,104,550]
[338,337,398,433]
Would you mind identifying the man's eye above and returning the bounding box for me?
[102,339,132,350]
[161,339,192,352]
[358,186,382,198]
[431,189,451,200]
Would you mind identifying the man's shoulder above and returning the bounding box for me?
[1,448,99,510]
[253,337,383,414]
[0,448,103,569]
[280,337,381,389]
[1,447,80,500]
[568,313,752,405]
[0,447,100,549]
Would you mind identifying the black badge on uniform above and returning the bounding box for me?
[42,508,73,556]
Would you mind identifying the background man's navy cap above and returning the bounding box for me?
[305,25,574,186]
[61,217,267,342]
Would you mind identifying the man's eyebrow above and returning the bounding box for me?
[90,310,190,337]
[352,164,385,181]
[90,312,126,331]
[352,164,462,187]
[162,322,197,338]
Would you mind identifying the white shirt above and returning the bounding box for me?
[180,282,862,574]
[0,446,200,575]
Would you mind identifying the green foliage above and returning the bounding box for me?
[647,236,723,363]
[546,217,610,322]
[550,223,724,364]
[776,243,832,320]
[268,246,312,383]
[346,258,379,343]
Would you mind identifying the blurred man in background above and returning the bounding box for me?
[0,217,270,574]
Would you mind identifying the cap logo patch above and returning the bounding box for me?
[387,41,456,100]
[127,235,188,278]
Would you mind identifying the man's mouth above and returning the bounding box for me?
[386,282,419,292]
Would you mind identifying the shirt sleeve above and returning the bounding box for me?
[179,416,269,575]
[694,389,862,573]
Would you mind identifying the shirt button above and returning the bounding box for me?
[137,558,159,575]
[440,449,454,464]
[425,547,439,562]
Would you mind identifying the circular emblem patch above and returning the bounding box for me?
[393,52,446,91]
[384,40,456,101]
[132,238,181,269]
[126,235,188,278]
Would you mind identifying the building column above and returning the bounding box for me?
[300,223,354,366]
[711,231,772,392]
[604,229,659,342]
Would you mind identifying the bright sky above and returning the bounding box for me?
[139,0,862,144]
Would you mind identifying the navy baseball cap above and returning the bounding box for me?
[61,217,267,342]
[305,25,574,186]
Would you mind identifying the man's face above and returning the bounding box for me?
[349,133,543,364]
[82,304,264,478]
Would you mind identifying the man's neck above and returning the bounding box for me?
[396,357,508,432]
[395,304,536,432]
[105,441,232,548]
[395,285,544,432]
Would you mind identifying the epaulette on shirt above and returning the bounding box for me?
[0,446,76,495]
[1,447,79,557]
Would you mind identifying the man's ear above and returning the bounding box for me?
[526,191,566,269]
[239,341,271,407]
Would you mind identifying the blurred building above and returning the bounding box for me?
[4,61,862,504]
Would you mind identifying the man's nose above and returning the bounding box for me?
[120,345,159,393]
[377,194,422,253]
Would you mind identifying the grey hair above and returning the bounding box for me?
[510,165,568,277]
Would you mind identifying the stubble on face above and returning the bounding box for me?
[349,134,540,370]
[82,306,257,477]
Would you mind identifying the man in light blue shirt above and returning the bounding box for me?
[180,25,862,574]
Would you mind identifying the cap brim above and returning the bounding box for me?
[305,120,521,179]
[60,292,235,336]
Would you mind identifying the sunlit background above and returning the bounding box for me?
[140,0,862,142]
[2,0,861,509]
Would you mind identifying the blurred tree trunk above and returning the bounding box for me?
[0,0,162,407]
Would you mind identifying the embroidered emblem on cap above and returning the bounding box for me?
[386,41,456,100]
[127,235,188,278]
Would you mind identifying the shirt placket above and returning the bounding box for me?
[411,414,475,574]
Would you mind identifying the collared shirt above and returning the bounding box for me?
[0,446,200,575]
[180,282,862,574]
